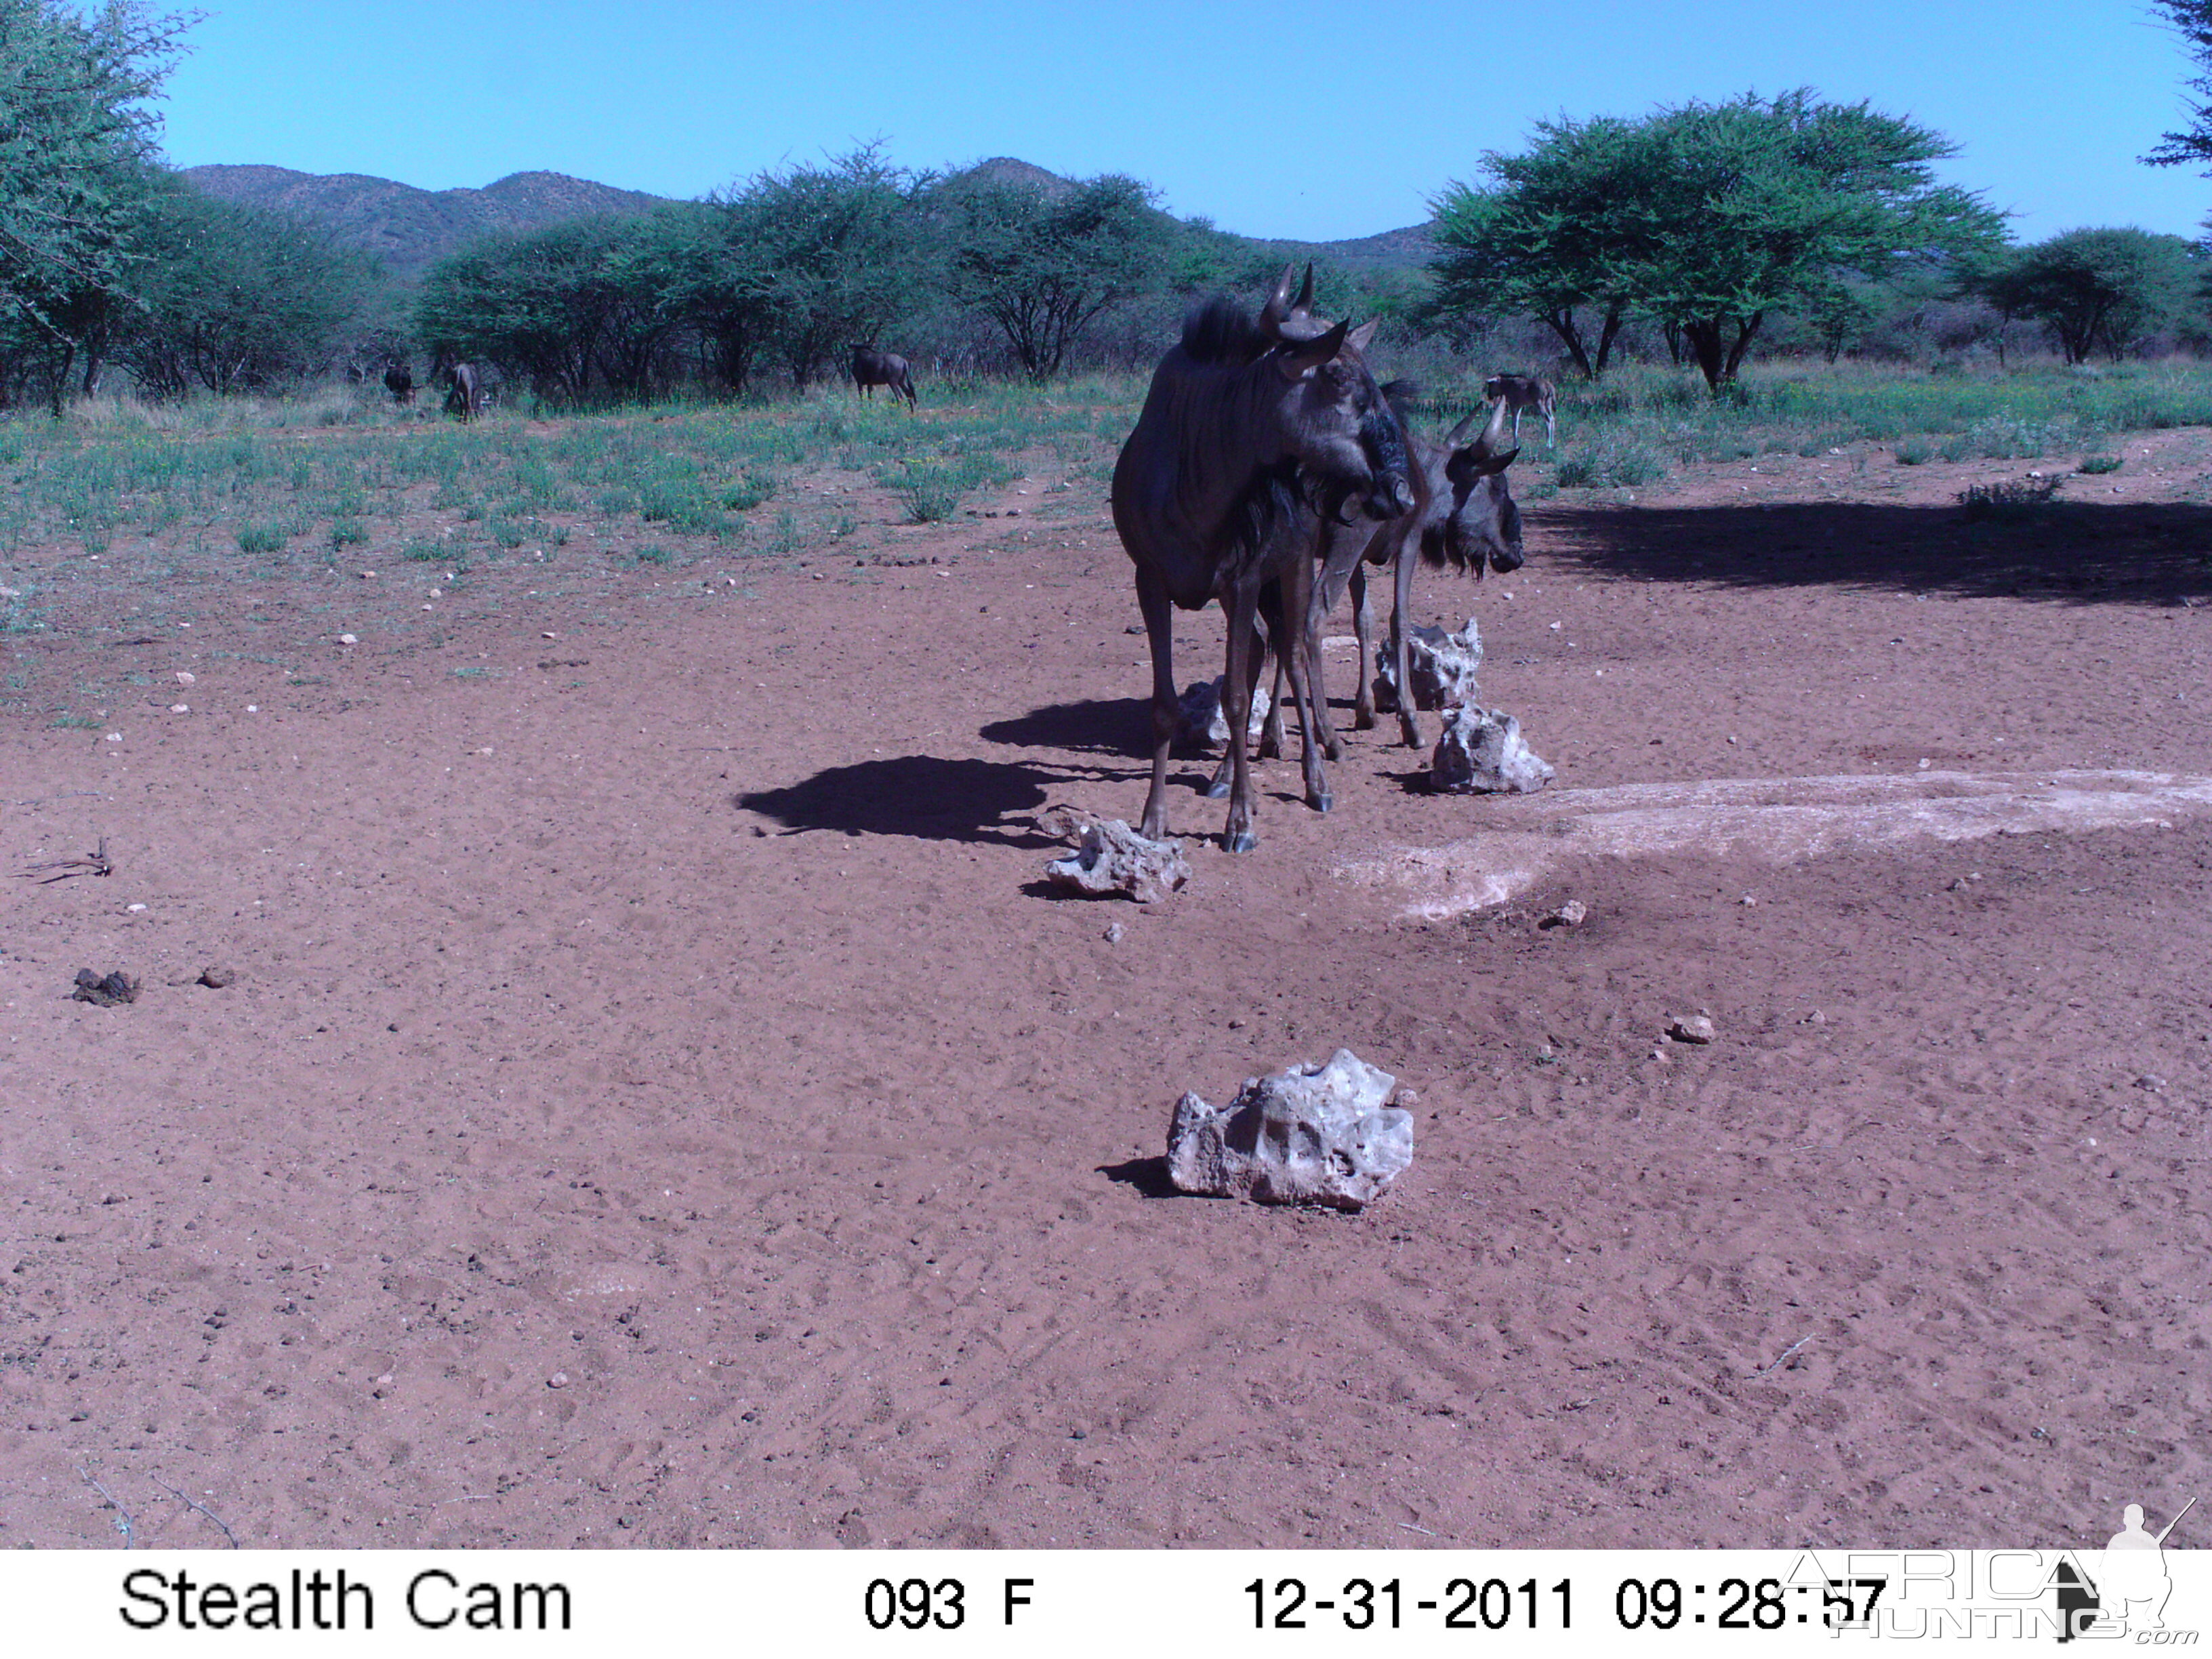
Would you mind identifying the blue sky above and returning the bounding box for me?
[156,1,2208,245]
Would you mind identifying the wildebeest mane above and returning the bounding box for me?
[1181,295,1271,366]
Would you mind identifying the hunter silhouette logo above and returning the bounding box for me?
[2057,1495,2197,1641]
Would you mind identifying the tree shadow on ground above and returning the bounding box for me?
[737,752,1139,848]
[1532,499,2212,606]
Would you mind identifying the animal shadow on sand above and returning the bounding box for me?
[738,754,1125,848]
[1540,499,2212,606]
[982,695,1240,801]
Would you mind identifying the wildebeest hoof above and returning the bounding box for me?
[1224,830,1259,854]
[1353,709,1376,731]
[1309,789,1334,814]
[1204,776,1232,800]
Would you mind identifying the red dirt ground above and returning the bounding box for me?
[3,425,2208,1549]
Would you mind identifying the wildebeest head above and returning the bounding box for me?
[1250,266,1415,525]
[1427,401,1523,575]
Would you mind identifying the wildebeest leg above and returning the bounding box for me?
[1292,541,1345,769]
[1391,525,1422,749]
[1219,581,1262,853]
[1350,562,1378,731]
[1279,547,1332,812]
[1208,610,1273,794]
[1136,568,1179,842]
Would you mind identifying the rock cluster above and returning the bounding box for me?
[1431,706,1555,795]
[1044,819,1191,904]
[1177,678,1270,747]
[1372,619,1485,714]
[1166,1050,1413,1211]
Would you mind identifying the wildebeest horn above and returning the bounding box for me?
[1258,265,1298,337]
[1275,316,1350,377]
[1294,263,1315,312]
[1452,396,1513,457]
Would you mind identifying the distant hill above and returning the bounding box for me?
[181,165,675,275]
[182,159,1433,279]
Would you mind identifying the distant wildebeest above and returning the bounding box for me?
[1112,265,1413,852]
[1483,372,1556,447]
[383,361,414,405]
[852,348,916,407]
[433,354,483,422]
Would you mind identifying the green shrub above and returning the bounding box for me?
[633,544,672,565]
[236,524,285,554]
[722,470,777,511]
[2078,455,2123,475]
[1555,439,1666,489]
[330,518,368,548]
[1893,437,1933,465]
[1959,476,2060,523]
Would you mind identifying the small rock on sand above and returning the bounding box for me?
[1668,1014,1717,1044]
[1044,819,1190,904]
[1540,899,1588,930]
[198,965,237,989]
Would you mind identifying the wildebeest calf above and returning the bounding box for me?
[1483,372,1556,447]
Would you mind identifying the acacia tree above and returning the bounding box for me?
[716,147,923,388]
[121,188,372,395]
[1978,230,2199,363]
[1433,91,2004,390]
[1429,115,1639,378]
[0,0,192,411]
[940,173,1162,381]
[2146,1,2212,171]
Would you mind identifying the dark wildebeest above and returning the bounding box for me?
[1483,372,1556,447]
[1337,398,1523,747]
[383,361,414,406]
[1229,394,1521,767]
[434,356,483,422]
[1112,266,1413,852]
[852,348,916,408]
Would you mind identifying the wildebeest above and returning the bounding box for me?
[1112,266,1413,852]
[383,361,414,405]
[852,348,916,407]
[1230,394,1522,766]
[1483,372,1556,447]
[434,356,483,422]
[1337,398,1523,747]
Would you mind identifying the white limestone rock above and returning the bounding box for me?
[1178,678,1271,747]
[1373,617,1483,714]
[1166,1049,1413,1211]
[1431,705,1554,795]
[1044,819,1190,904]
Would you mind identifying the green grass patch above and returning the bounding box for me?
[2078,454,2124,475]
[236,524,285,555]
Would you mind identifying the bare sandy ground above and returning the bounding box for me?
[2,423,2208,1549]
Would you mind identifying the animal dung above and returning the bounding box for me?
[1043,819,1190,904]
[1166,1049,1414,1212]
[1373,617,1484,714]
[1431,705,1555,795]
[71,968,138,1006]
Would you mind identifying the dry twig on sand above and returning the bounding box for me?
[78,1465,134,1548]
[18,836,112,882]
[1753,1334,1815,1378]
[150,1477,241,1549]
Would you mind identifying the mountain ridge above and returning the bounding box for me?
[182,159,1433,276]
